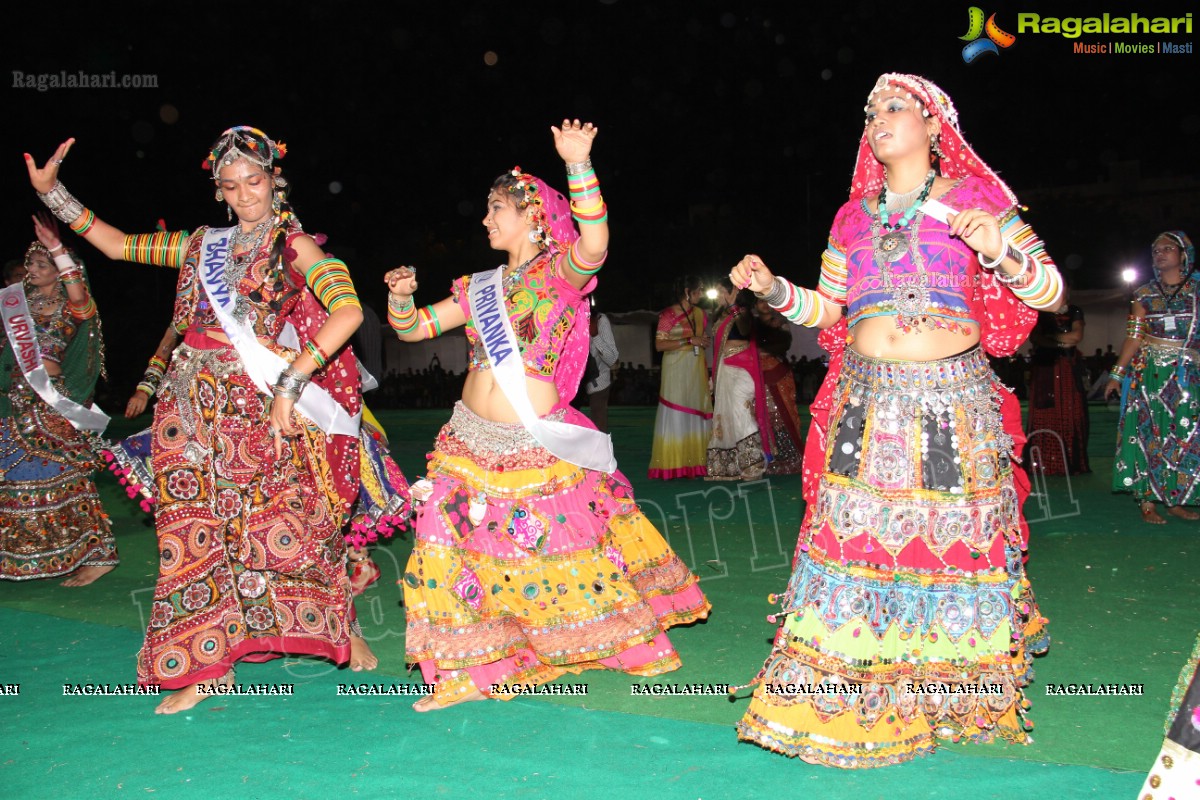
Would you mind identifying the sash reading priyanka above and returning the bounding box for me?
[0,283,110,433]
[467,266,616,473]
[199,227,359,437]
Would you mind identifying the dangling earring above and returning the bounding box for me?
[272,192,282,216]
[930,133,945,160]
[214,188,224,202]
[528,225,544,245]
[226,204,233,222]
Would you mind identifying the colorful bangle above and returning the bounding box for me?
[566,241,607,276]
[1126,316,1147,339]
[305,257,360,313]
[67,296,97,320]
[69,208,96,236]
[122,231,188,269]
[416,306,442,339]
[1109,365,1128,381]
[762,277,823,328]
[387,295,419,335]
[303,340,330,370]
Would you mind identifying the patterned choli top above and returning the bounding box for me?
[818,176,1045,338]
[452,251,595,382]
[1134,278,1196,341]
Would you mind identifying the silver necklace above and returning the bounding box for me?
[883,169,937,213]
[228,223,270,321]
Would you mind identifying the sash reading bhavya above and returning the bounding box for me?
[0,284,109,433]
[467,266,616,473]
[198,227,360,437]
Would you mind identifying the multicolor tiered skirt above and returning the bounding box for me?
[737,347,1048,767]
[0,376,116,580]
[136,341,353,688]
[404,402,710,705]
[1025,346,1089,475]
[1114,343,1200,506]
[649,349,712,479]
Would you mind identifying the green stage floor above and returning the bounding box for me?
[1,404,1189,798]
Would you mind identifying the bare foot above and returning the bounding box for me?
[348,634,378,672]
[1141,502,1166,525]
[1169,506,1200,520]
[154,670,234,715]
[61,564,116,587]
[413,688,485,712]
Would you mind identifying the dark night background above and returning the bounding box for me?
[4,0,1197,394]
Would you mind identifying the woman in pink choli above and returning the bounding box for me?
[384,121,710,711]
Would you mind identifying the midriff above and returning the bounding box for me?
[461,369,560,423]
[848,315,982,361]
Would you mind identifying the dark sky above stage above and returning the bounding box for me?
[4,1,1197,345]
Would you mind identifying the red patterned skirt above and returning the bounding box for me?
[136,342,353,688]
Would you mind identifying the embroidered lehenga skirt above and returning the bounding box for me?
[707,345,765,481]
[737,348,1048,767]
[1113,342,1200,506]
[136,340,353,688]
[404,402,710,705]
[0,373,116,580]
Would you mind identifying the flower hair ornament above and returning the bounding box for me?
[504,166,578,251]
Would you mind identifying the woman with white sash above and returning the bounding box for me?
[0,214,116,586]
[26,128,383,714]
[385,121,710,711]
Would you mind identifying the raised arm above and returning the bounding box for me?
[383,266,467,342]
[26,139,189,268]
[552,120,609,291]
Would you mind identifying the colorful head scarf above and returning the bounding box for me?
[1155,230,1195,273]
[202,126,287,179]
[504,167,579,251]
[850,73,1017,208]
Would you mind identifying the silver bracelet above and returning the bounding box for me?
[272,365,311,400]
[757,276,789,306]
[992,248,1031,285]
[565,158,593,176]
[37,181,85,225]
[388,294,414,312]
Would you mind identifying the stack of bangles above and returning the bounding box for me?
[565,158,606,277]
[50,246,97,319]
[303,339,331,370]
[387,294,441,339]
[272,365,311,400]
[977,238,1063,309]
[137,356,168,397]
[759,276,824,328]
[1109,364,1129,383]
[1126,315,1147,340]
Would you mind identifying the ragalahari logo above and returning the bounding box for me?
[960,7,1017,62]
